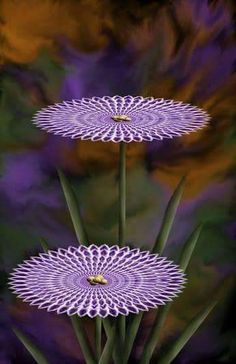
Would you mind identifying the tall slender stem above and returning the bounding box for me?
[99,319,117,364]
[118,315,126,349]
[119,142,126,247]
[118,142,126,355]
[70,316,96,364]
[96,144,128,362]
[139,306,170,364]
[96,317,102,360]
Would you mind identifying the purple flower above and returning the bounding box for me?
[9,245,185,318]
[33,96,209,143]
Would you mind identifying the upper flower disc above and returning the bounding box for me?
[9,244,185,318]
[33,96,210,143]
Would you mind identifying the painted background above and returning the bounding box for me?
[0,0,235,363]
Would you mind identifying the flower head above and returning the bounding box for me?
[33,96,209,143]
[9,244,185,318]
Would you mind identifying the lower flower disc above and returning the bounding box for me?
[9,244,186,318]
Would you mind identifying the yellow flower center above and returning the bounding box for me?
[87,274,107,285]
[111,114,131,122]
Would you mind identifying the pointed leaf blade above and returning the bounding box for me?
[70,315,96,364]
[58,169,88,245]
[103,319,120,364]
[158,299,217,364]
[139,305,170,364]
[99,320,116,364]
[178,224,203,271]
[95,316,102,360]
[152,176,186,254]
[140,224,204,364]
[13,327,49,364]
[124,312,143,363]
[39,237,49,253]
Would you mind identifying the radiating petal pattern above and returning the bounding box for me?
[9,245,186,318]
[33,96,210,143]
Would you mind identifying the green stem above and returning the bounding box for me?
[139,305,170,364]
[99,319,116,364]
[124,312,143,363]
[12,327,49,364]
[118,315,126,347]
[103,319,120,364]
[116,142,127,359]
[119,142,126,247]
[96,317,102,360]
[70,316,96,364]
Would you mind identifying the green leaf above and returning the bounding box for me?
[58,169,88,245]
[126,177,186,363]
[124,312,143,363]
[39,237,49,253]
[139,306,170,364]
[118,314,126,346]
[152,176,186,254]
[158,299,218,364]
[178,224,203,271]
[103,319,121,364]
[95,317,102,360]
[102,317,113,337]
[99,320,116,364]
[70,315,96,364]
[13,327,49,364]
[139,224,204,364]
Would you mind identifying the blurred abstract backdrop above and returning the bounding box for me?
[0,0,236,363]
